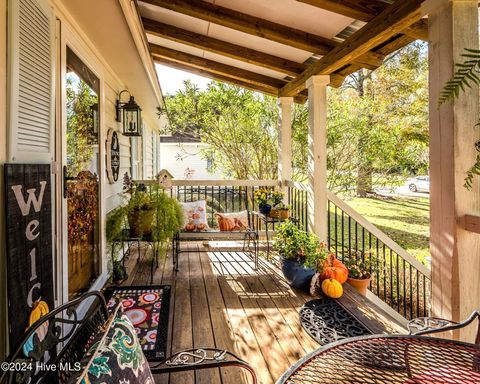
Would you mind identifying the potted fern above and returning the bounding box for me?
[106,207,128,283]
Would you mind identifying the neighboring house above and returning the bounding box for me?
[160,132,225,180]
[0,0,166,357]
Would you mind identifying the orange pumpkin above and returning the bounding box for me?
[215,214,236,231]
[185,221,196,232]
[321,278,343,299]
[320,254,349,284]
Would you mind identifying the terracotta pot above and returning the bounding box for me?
[128,208,154,237]
[269,208,280,218]
[347,277,371,296]
[278,209,289,219]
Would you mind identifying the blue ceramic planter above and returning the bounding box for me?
[259,203,272,215]
[281,257,315,291]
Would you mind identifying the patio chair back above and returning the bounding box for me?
[1,291,108,384]
[408,309,480,345]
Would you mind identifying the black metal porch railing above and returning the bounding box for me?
[285,182,309,231]
[326,191,431,320]
[285,181,431,320]
[137,179,431,320]
[170,181,277,229]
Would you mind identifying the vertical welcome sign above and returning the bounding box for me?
[5,164,54,349]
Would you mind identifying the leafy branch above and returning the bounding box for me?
[438,48,480,189]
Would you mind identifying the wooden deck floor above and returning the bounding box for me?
[120,243,405,384]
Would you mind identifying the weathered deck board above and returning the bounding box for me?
[119,242,406,384]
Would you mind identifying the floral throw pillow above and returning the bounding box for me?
[181,200,209,231]
[69,305,154,384]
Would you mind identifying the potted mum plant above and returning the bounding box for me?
[273,221,326,290]
[345,252,379,296]
[254,188,272,215]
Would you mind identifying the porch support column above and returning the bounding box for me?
[306,75,329,240]
[278,96,294,194]
[423,0,480,340]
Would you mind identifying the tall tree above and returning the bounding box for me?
[163,42,428,188]
[164,81,278,179]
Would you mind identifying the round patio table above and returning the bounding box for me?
[276,334,480,384]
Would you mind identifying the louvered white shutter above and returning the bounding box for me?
[7,0,55,163]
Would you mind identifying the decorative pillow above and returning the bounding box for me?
[215,211,249,231]
[69,305,154,384]
[181,200,209,232]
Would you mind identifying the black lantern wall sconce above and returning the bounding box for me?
[116,90,142,137]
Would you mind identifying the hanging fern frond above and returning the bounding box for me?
[438,48,480,106]
[464,154,480,190]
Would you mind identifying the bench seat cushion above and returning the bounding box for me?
[178,229,255,240]
[69,305,154,384]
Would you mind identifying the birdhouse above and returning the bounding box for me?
[156,169,174,189]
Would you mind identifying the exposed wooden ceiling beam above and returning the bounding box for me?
[403,19,428,41]
[150,44,287,89]
[150,43,346,89]
[297,0,428,41]
[154,56,308,103]
[333,33,416,79]
[280,0,423,96]
[140,0,384,68]
[143,17,307,77]
[297,0,387,21]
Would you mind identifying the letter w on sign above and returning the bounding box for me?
[11,181,47,216]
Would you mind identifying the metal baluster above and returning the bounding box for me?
[409,264,413,319]
[348,217,352,259]
[403,258,406,318]
[376,238,380,296]
[341,210,345,262]
[334,205,338,256]
[327,201,331,247]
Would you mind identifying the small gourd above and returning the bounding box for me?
[320,254,349,284]
[28,300,49,326]
[321,278,343,299]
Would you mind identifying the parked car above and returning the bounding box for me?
[409,176,430,192]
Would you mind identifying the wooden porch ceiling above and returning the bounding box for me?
[137,0,425,102]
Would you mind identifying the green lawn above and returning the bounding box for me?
[344,197,430,263]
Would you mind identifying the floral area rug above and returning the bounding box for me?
[104,285,171,361]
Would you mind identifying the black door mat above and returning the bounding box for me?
[300,298,372,345]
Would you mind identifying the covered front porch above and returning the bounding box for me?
[123,241,405,384]
[1,0,480,382]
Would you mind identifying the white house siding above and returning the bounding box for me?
[160,142,225,180]
[143,125,154,179]
[0,0,165,354]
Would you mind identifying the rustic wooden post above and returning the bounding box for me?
[278,96,293,198]
[423,0,480,341]
[306,75,329,240]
